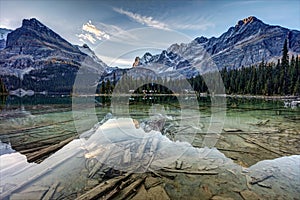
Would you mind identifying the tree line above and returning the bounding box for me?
[217,39,299,95]
[99,39,299,96]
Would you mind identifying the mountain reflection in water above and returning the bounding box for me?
[0,117,299,200]
[0,95,299,199]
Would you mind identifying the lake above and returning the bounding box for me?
[0,95,299,199]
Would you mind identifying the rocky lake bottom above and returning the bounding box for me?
[0,95,299,200]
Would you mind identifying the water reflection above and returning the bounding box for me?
[0,117,299,199]
[0,95,299,199]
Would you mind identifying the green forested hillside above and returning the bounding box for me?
[100,40,299,96]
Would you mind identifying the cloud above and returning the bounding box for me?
[77,33,97,44]
[77,20,111,44]
[77,20,137,45]
[171,21,215,31]
[166,15,215,31]
[113,8,214,31]
[113,8,169,30]
[82,20,110,40]
[96,22,123,35]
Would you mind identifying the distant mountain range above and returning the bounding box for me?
[0,17,299,94]
[137,16,300,77]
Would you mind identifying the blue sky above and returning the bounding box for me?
[1,0,299,67]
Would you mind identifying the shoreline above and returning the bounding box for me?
[225,94,299,101]
[1,93,299,101]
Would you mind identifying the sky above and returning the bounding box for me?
[0,0,299,67]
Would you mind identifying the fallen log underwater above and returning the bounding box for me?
[26,136,77,163]
[238,134,284,156]
[161,168,219,175]
[0,118,76,136]
[76,173,132,200]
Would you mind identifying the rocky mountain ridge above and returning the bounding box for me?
[0,18,108,94]
[137,16,300,77]
[1,16,299,94]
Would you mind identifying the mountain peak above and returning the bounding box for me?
[138,17,300,76]
[5,17,81,55]
[22,18,47,29]
[236,16,262,27]
[194,36,209,44]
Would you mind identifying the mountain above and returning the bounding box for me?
[1,17,299,94]
[137,16,300,77]
[0,18,108,94]
[0,28,12,50]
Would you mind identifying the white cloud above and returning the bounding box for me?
[77,33,97,44]
[166,15,215,31]
[77,20,137,45]
[96,22,123,35]
[77,21,112,44]
[113,8,215,32]
[82,20,110,40]
[171,22,215,31]
[113,8,169,30]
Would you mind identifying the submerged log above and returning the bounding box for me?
[100,175,143,200]
[256,119,270,126]
[217,148,258,155]
[144,176,162,190]
[238,135,283,156]
[250,174,274,185]
[145,137,160,170]
[223,128,242,132]
[21,131,76,147]
[26,136,76,163]
[154,171,177,180]
[19,145,52,154]
[75,173,131,200]
[135,137,150,159]
[42,182,60,200]
[116,175,146,199]
[88,148,113,178]
[161,168,218,175]
[1,119,75,136]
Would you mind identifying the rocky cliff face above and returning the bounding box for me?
[138,16,300,77]
[5,18,81,56]
[0,18,108,93]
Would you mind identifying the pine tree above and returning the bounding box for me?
[282,39,290,94]
[294,77,300,95]
[101,81,105,94]
[239,66,246,94]
[265,63,274,95]
[106,79,111,94]
[0,78,7,94]
[294,56,300,95]
[113,72,116,86]
[250,66,257,94]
